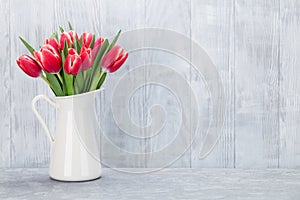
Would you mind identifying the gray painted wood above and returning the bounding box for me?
[10,0,55,167]
[144,0,191,168]
[99,0,147,168]
[234,0,280,168]
[279,0,300,168]
[0,0,11,167]
[1,168,300,199]
[0,0,300,168]
[190,0,235,168]
[54,0,101,35]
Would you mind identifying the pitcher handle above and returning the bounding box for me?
[31,95,58,143]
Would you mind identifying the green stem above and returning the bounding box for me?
[90,70,105,91]
[56,73,64,85]
[96,71,107,89]
[40,74,50,86]
[83,70,87,81]
[99,70,105,80]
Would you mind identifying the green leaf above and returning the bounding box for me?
[93,39,109,70]
[68,21,73,30]
[60,47,66,95]
[59,69,66,95]
[61,40,74,95]
[84,39,109,92]
[79,37,83,47]
[50,32,59,41]
[60,49,66,67]
[96,72,107,89]
[89,34,96,49]
[55,73,64,87]
[59,26,65,33]
[74,72,85,94]
[19,36,35,55]
[83,68,90,81]
[74,33,80,53]
[63,40,68,55]
[45,72,64,96]
[64,73,74,95]
[107,29,121,51]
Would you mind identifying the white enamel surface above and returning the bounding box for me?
[32,90,102,181]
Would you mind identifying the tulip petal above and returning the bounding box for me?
[16,55,41,77]
[41,48,61,73]
[60,32,72,50]
[68,48,77,55]
[102,45,124,69]
[46,38,59,51]
[108,52,128,73]
[81,32,93,48]
[80,47,92,70]
[64,54,82,75]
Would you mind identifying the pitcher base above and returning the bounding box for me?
[49,175,101,182]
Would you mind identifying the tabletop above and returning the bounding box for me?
[1,168,300,200]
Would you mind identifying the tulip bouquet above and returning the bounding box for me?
[16,22,128,96]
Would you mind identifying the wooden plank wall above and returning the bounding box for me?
[0,0,11,167]
[234,0,280,168]
[0,0,299,168]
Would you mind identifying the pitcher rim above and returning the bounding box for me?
[54,88,104,100]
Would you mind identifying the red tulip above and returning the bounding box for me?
[16,55,42,78]
[81,32,93,48]
[102,45,128,73]
[94,37,104,49]
[60,32,72,50]
[91,37,104,61]
[64,49,82,75]
[69,31,79,44]
[80,47,92,70]
[34,44,62,74]
[45,38,59,51]
[68,48,77,55]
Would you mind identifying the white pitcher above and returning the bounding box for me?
[32,89,102,182]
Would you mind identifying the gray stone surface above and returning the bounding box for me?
[0,168,300,200]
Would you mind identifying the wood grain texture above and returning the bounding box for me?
[144,0,191,167]
[2,0,300,168]
[190,0,235,168]
[234,0,280,168]
[99,0,147,168]
[279,0,300,168]
[0,0,11,167]
[54,0,101,35]
[10,0,55,167]
[1,168,300,199]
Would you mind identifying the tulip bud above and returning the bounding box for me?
[60,32,72,50]
[91,37,104,61]
[45,38,59,51]
[34,44,62,74]
[80,47,92,70]
[69,31,79,44]
[16,55,42,78]
[64,49,82,75]
[68,48,77,55]
[102,45,128,73]
[94,37,104,49]
[81,32,93,48]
